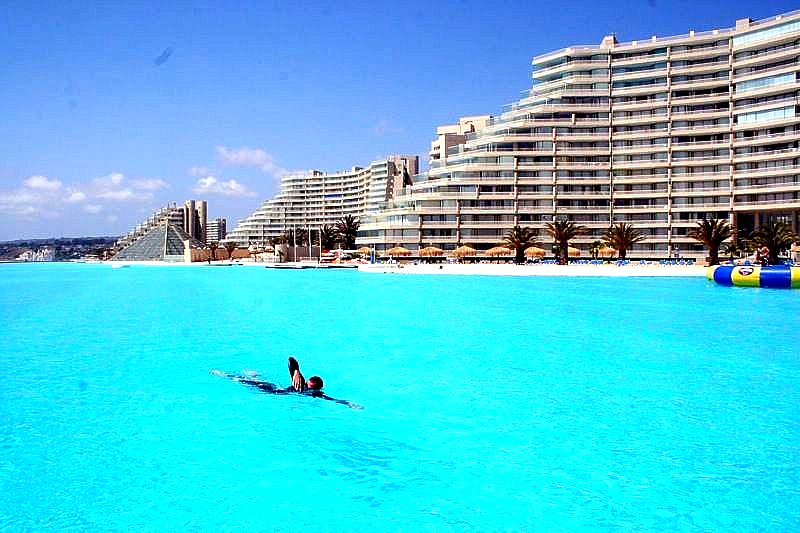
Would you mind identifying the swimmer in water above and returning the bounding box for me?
[211,357,362,409]
[288,356,321,392]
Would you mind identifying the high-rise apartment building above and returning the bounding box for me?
[227,155,419,245]
[359,11,800,258]
[205,218,227,244]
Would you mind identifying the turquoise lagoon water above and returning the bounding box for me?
[1,262,799,531]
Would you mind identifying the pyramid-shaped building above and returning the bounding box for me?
[112,223,207,262]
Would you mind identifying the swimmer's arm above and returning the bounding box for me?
[317,393,363,410]
[212,370,286,394]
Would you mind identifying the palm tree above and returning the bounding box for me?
[544,218,589,265]
[502,225,540,264]
[222,241,238,261]
[589,240,603,260]
[721,227,748,262]
[318,225,339,250]
[750,221,799,265]
[602,223,645,260]
[208,240,219,261]
[336,215,360,249]
[687,218,731,266]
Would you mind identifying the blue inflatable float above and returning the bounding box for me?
[708,264,800,288]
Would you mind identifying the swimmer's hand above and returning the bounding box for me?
[291,370,304,392]
[347,402,364,410]
[210,369,224,377]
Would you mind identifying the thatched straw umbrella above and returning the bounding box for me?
[597,245,615,258]
[357,246,372,255]
[524,246,547,258]
[419,246,444,257]
[568,246,581,257]
[450,245,477,258]
[386,246,411,256]
[484,246,513,257]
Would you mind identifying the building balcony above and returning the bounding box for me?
[671,186,731,195]
[734,164,800,177]
[733,44,800,70]
[733,98,800,119]
[732,63,800,85]
[610,53,668,67]
[555,204,612,212]
[612,174,669,183]
[611,83,670,97]
[557,192,612,201]
[470,132,553,145]
[671,202,731,210]
[669,78,731,92]
[732,79,800,100]
[614,143,671,154]
[532,59,610,78]
[670,91,731,103]
[670,124,730,134]
[613,189,669,198]
[732,198,800,209]
[612,204,669,212]
[460,207,515,214]
[669,61,730,76]
[612,159,669,168]
[459,221,515,228]
[612,67,669,82]
[670,139,728,151]
[671,154,731,165]
[733,183,800,194]
[555,177,610,185]
[733,129,800,146]
[553,132,610,140]
[669,45,730,61]
[670,109,729,121]
[533,75,610,93]
[612,113,670,126]
[734,147,800,162]
[554,148,611,156]
[611,98,669,111]
[517,206,555,213]
[670,171,731,182]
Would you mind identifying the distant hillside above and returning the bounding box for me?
[0,236,119,261]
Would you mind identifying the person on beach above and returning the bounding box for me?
[211,357,361,409]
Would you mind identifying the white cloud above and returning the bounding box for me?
[131,178,168,190]
[0,171,164,230]
[97,189,153,201]
[215,145,284,175]
[192,176,257,197]
[65,190,87,203]
[0,190,41,206]
[91,173,152,202]
[189,166,212,177]
[24,175,62,191]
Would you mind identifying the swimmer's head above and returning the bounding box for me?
[307,376,323,390]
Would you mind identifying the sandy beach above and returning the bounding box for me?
[357,262,708,277]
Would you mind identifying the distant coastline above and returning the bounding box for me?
[0,236,118,262]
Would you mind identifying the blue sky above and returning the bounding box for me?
[0,0,795,240]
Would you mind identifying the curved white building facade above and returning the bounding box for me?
[359,11,800,258]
